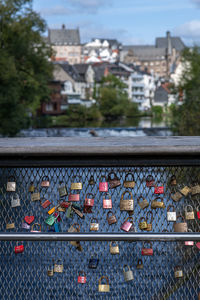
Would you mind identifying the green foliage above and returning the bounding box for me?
[97,74,133,118]
[151,105,163,116]
[0,0,53,136]
[170,46,200,135]
[125,102,139,118]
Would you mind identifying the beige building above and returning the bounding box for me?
[48,25,82,64]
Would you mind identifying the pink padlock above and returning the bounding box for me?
[196,242,200,249]
[185,229,194,246]
[99,176,108,192]
[78,271,86,284]
[197,206,200,219]
[154,181,164,194]
[85,193,94,207]
[103,193,112,209]
[120,217,134,232]
[68,193,80,202]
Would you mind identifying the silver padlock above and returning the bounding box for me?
[185,205,195,220]
[58,181,67,198]
[123,265,134,282]
[7,176,16,192]
[167,205,176,222]
[11,193,20,208]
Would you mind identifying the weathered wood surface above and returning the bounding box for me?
[0,137,200,156]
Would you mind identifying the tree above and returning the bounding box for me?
[170,47,200,135]
[97,74,135,118]
[0,0,53,136]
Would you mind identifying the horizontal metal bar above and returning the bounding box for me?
[0,233,200,241]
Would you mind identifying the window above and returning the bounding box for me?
[45,103,53,112]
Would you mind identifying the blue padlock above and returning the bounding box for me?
[88,253,99,269]
[54,222,60,233]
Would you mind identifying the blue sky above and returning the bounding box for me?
[33,0,200,45]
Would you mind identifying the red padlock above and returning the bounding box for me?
[196,242,200,250]
[99,176,108,192]
[141,242,153,256]
[68,193,80,202]
[14,243,24,254]
[154,181,164,194]
[41,198,51,209]
[120,217,134,232]
[78,271,86,284]
[60,201,70,208]
[197,206,200,219]
[103,193,112,209]
[146,175,155,187]
[85,193,94,207]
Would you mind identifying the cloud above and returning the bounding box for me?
[39,6,71,16]
[67,0,113,13]
[173,20,200,45]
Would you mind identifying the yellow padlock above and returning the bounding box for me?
[48,206,56,215]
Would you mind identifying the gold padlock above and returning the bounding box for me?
[70,177,82,190]
[54,260,63,273]
[31,188,40,201]
[98,276,110,292]
[120,190,134,211]
[136,259,143,270]
[185,205,195,220]
[170,175,177,186]
[28,182,35,193]
[171,190,182,202]
[146,211,153,231]
[68,223,81,247]
[151,197,165,209]
[47,266,54,277]
[138,195,149,209]
[6,222,15,230]
[190,182,200,195]
[180,186,191,197]
[139,217,147,230]
[123,172,135,188]
[90,218,99,231]
[109,241,119,255]
[174,266,183,278]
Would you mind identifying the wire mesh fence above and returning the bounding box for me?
[0,166,199,299]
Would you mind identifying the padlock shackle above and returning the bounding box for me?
[8,176,16,181]
[137,259,143,264]
[139,217,146,222]
[86,193,94,199]
[146,211,153,222]
[167,204,175,212]
[124,216,134,223]
[78,271,86,276]
[121,190,133,200]
[31,223,41,231]
[146,175,154,181]
[91,218,98,223]
[42,176,49,181]
[110,241,118,247]
[123,264,131,272]
[104,192,111,198]
[125,172,134,181]
[107,172,118,180]
[162,229,169,232]
[98,276,109,285]
[137,195,145,204]
[153,197,164,202]
[71,223,80,232]
[142,241,152,248]
[185,205,193,212]
[176,215,185,223]
[99,175,107,182]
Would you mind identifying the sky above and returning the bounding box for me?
[33,0,200,46]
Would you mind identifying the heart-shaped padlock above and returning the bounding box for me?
[25,216,35,225]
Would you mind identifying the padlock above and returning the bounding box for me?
[110,241,119,255]
[146,211,153,231]
[54,260,63,273]
[138,195,149,209]
[40,198,51,209]
[174,266,183,278]
[103,193,112,209]
[6,176,16,192]
[136,259,143,270]
[68,191,80,202]
[85,193,95,207]
[107,211,117,225]
[167,205,177,222]
[58,181,67,198]
[197,206,200,219]
[78,271,87,284]
[11,193,20,208]
[71,206,85,219]
[66,204,74,219]
[14,242,24,254]
[21,220,30,230]
[54,211,61,222]
[48,206,57,215]
[151,197,165,209]
[57,203,66,213]
[185,205,195,220]
[141,242,153,256]
[146,175,155,187]
[171,190,182,202]
[24,215,34,225]
[6,222,15,230]
[28,182,35,193]
[123,173,135,188]
[47,266,54,277]
[108,172,121,189]
[31,223,41,232]
[184,229,194,246]
[90,218,99,231]
[83,204,93,214]
[41,176,50,187]
[196,242,200,250]
[98,276,110,292]
[89,175,95,185]
[121,217,134,232]
[123,265,134,282]
[59,201,70,209]
[70,177,82,190]
[68,223,81,247]
[174,215,188,232]
[154,181,164,194]
[190,182,200,195]
[31,189,40,201]
[120,190,134,211]
[99,176,108,192]
[88,253,99,269]
[139,217,148,230]
[170,175,177,186]
[180,185,191,197]
[54,222,60,233]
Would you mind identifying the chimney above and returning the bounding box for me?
[62,24,66,30]
[166,31,172,56]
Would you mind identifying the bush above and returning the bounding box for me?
[152,105,163,115]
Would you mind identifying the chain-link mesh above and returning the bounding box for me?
[0,166,200,300]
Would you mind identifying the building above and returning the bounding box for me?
[120,31,185,78]
[153,83,176,107]
[48,25,82,64]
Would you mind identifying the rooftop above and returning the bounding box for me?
[48,25,80,45]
